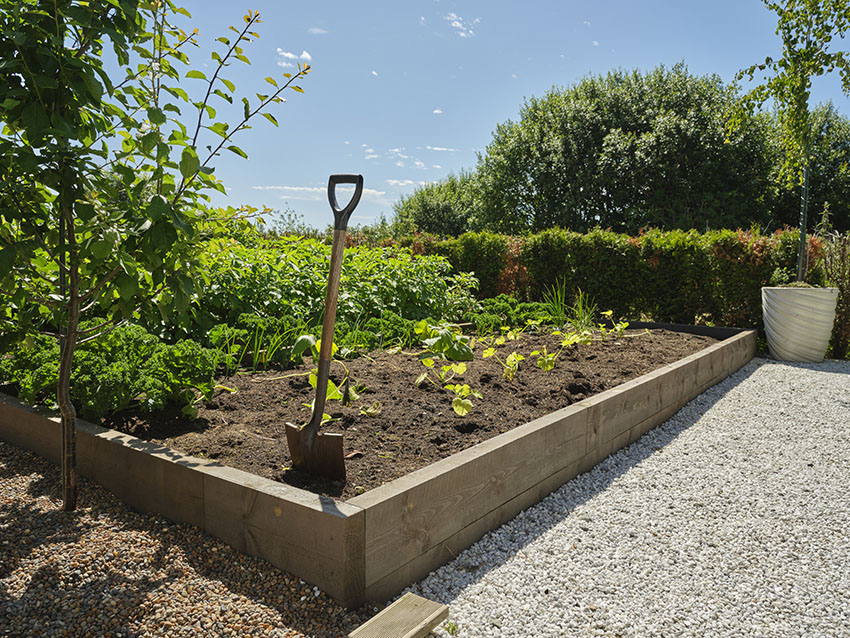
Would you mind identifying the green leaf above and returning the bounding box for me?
[146,196,171,222]
[147,107,167,125]
[150,222,178,250]
[226,145,248,159]
[0,246,14,274]
[360,401,382,417]
[179,147,200,178]
[220,77,235,93]
[186,70,207,80]
[261,112,279,127]
[452,397,473,417]
[115,272,138,301]
[90,240,113,260]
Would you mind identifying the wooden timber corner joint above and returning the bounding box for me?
[349,593,449,638]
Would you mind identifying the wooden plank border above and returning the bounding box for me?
[0,326,756,607]
[348,328,756,601]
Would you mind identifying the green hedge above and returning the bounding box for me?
[375,227,828,331]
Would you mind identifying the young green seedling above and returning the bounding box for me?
[482,348,524,380]
[416,359,467,387]
[530,345,558,371]
[443,383,483,416]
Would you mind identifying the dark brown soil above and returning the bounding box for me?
[102,329,716,500]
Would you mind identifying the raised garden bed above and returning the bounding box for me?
[0,324,755,608]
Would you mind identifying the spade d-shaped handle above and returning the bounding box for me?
[328,174,364,231]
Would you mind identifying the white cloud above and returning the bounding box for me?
[365,154,379,160]
[371,70,378,77]
[386,179,415,187]
[276,49,311,67]
[254,184,387,204]
[388,148,409,159]
[584,20,591,27]
[361,143,369,148]
[445,12,480,38]
[344,141,350,145]
[433,108,443,114]
[433,165,442,169]
[426,145,458,152]
[414,160,425,168]
[395,160,405,167]
[419,16,426,25]
[364,148,375,154]
[308,27,328,35]
[337,186,389,205]
[592,40,599,47]
[253,185,324,192]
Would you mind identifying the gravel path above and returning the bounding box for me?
[0,444,373,637]
[411,358,850,637]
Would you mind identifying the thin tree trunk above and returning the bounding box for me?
[57,209,79,512]
[796,162,810,282]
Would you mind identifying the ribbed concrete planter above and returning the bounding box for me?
[0,325,756,607]
[762,287,838,363]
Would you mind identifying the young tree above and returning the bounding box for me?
[0,0,310,510]
[734,0,850,280]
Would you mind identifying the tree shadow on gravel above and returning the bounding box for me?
[0,441,373,638]
[408,359,767,604]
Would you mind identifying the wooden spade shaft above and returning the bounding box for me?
[286,174,362,482]
[305,228,347,450]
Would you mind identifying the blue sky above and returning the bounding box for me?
[171,1,850,229]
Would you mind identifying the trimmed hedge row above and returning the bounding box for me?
[375,227,826,329]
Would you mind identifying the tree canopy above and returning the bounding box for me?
[393,62,850,236]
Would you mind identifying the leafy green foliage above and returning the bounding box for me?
[437,232,510,299]
[734,0,850,187]
[392,170,479,236]
[0,324,217,420]
[443,383,482,417]
[136,232,476,341]
[0,1,312,506]
[414,321,474,361]
[466,64,774,234]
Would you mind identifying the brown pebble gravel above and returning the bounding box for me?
[0,441,377,638]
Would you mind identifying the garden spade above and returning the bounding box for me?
[285,174,363,482]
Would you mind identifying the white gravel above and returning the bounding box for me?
[411,358,850,637]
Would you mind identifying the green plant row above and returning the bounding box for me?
[131,231,479,342]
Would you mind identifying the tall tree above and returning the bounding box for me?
[472,63,774,234]
[0,0,310,510]
[734,0,850,280]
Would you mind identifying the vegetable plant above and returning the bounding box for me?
[482,348,525,380]
[415,361,467,387]
[443,383,483,416]
[415,320,474,361]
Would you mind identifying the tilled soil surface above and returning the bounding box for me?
[103,329,716,500]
